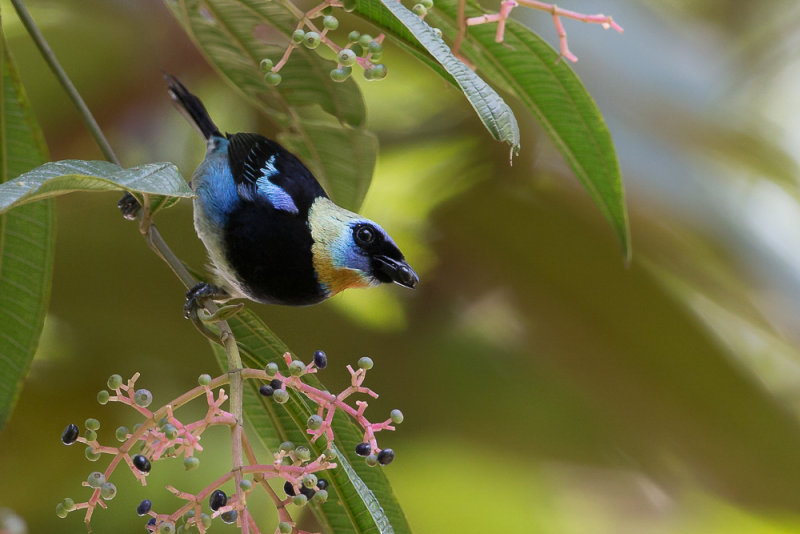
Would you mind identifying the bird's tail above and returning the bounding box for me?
[163,72,222,141]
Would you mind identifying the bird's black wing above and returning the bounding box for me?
[227,133,327,216]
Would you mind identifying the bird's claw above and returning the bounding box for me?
[117,192,141,221]
[184,282,226,319]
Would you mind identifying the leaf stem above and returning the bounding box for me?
[9,0,121,165]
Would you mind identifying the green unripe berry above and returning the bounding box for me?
[273,389,290,403]
[338,48,357,67]
[303,32,321,49]
[278,522,292,533]
[433,27,443,38]
[159,522,176,534]
[84,429,97,442]
[115,426,129,442]
[323,15,339,30]
[163,424,179,440]
[134,389,153,407]
[184,456,200,470]
[56,503,68,518]
[183,509,196,522]
[369,53,383,64]
[313,489,328,503]
[292,29,305,43]
[324,447,337,460]
[292,494,308,507]
[303,474,318,488]
[365,454,379,467]
[85,446,101,461]
[107,374,123,390]
[421,0,434,8]
[342,0,357,12]
[85,418,100,431]
[87,471,105,488]
[330,68,349,82]
[288,360,306,376]
[295,446,311,461]
[279,441,295,452]
[265,72,282,86]
[260,58,274,71]
[367,40,382,54]
[390,409,404,424]
[359,34,373,47]
[198,373,212,386]
[239,479,253,492]
[265,362,279,376]
[97,390,110,405]
[100,482,117,500]
[412,3,427,16]
[351,44,365,57]
[348,30,361,43]
[307,414,323,430]
[63,498,75,511]
[201,514,212,528]
[358,356,374,370]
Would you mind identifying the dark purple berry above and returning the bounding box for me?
[377,449,395,465]
[355,442,371,456]
[221,510,238,524]
[316,478,328,490]
[209,489,227,511]
[61,423,79,445]
[270,379,282,390]
[146,517,156,531]
[259,384,274,397]
[137,499,152,516]
[299,486,316,500]
[132,454,151,473]
[283,481,295,496]
[313,350,327,369]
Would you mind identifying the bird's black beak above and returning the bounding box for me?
[373,255,419,289]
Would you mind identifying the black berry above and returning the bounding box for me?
[146,517,156,531]
[377,449,395,465]
[209,489,227,511]
[137,499,152,516]
[259,385,274,397]
[132,454,152,473]
[300,486,316,500]
[313,350,327,369]
[355,442,371,457]
[316,478,328,490]
[270,379,282,390]
[283,481,295,496]
[61,423,79,445]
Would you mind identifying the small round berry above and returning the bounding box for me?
[198,374,212,386]
[63,498,76,511]
[137,499,152,516]
[342,0,357,12]
[316,478,328,490]
[159,522,175,534]
[163,424,178,440]
[288,360,306,376]
[107,374,123,390]
[433,27,443,38]
[337,49,357,68]
[365,454,378,467]
[184,457,200,471]
[369,53,383,64]
[313,350,328,369]
[134,389,153,408]
[367,40,382,54]
[183,509,196,522]
[313,489,328,503]
[347,30,361,43]
[295,446,311,461]
[61,423,79,445]
[56,502,68,518]
[412,3,427,16]
[322,6,333,15]
[324,447,338,460]
[87,471,106,488]
[85,446,101,461]
[292,29,305,43]
[270,378,282,390]
[307,414,323,430]
[351,44,364,57]
[146,517,156,530]
[303,473,318,488]
[221,510,238,524]
[355,442,371,456]
[357,357,374,370]
[323,15,339,30]
[278,522,292,534]
[239,479,253,492]
[330,68,348,82]
[390,409,404,424]
[260,58,274,71]
[101,482,117,500]
[84,429,97,442]
[209,489,227,511]
[359,34,373,47]
[259,384,274,397]
[370,64,387,80]
[303,32,321,49]
[133,454,152,473]
[273,389,290,404]
[421,0,434,8]
[97,390,110,405]
[283,480,296,496]
[299,485,316,500]
[279,441,295,452]
[377,449,395,465]
[265,72,282,86]
[201,514,212,528]
[265,362,279,377]
[292,494,308,507]
[85,418,100,431]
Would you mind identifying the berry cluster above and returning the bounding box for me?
[57,351,402,533]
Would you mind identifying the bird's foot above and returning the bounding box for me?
[117,192,141,220]
[184,282,229,319]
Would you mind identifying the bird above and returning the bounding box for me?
[162,74,418,316]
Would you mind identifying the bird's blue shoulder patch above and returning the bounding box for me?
[253,155,299,214]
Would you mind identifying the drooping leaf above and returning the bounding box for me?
[210,309,410,534]
[166,0,377,212]
[0,160,192,215]
[0,39,54,429]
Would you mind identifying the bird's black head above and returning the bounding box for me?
[352,222,419,289]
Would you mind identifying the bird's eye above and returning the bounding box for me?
[354,225,376,246]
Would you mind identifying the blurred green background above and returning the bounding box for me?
[4,0,800,532]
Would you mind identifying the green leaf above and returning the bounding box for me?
[0,40,54,429]
[166,0,377,212]
[0,160,192,215]
[210,309,410,534]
